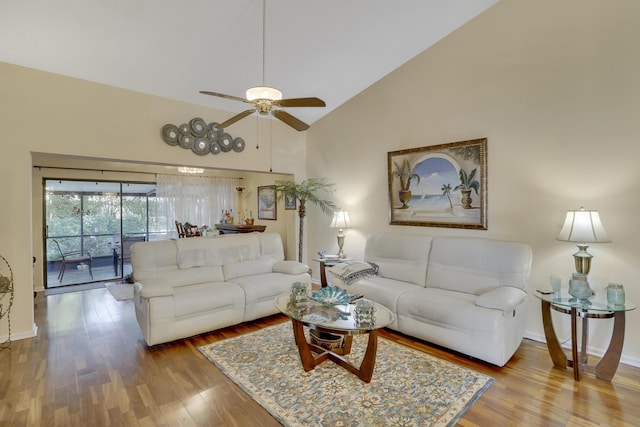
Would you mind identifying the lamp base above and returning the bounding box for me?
[337,233,346,259]
[573,244,593,275]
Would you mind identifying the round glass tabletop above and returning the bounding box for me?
[274,292,395,334]
[534,290,636,312]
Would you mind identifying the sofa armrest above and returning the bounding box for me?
[273,260,310,275]
[475,286,527,313]
[136,279,174,299]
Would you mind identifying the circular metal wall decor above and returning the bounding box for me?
[162,124,180,146]
[219,133,233,152]
[161,118,247,157]
[210,142,222,155]
[178,134,194,149]
[206,129,219,142]
[178,123,191,135]
[192,137,210,155]
[189,117,207,137]
[233,137,246,152]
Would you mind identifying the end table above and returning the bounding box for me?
[313,258,353,287]
[535,290,636,381]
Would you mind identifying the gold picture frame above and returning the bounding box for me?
[388,138,487,229]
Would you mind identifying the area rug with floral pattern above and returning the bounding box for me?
[198,322,493,427]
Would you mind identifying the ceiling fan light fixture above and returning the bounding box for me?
[178,166,204,174]
[246,86,282,101]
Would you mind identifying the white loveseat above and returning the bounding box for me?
[329,234,532,366]
[131,232,310,345]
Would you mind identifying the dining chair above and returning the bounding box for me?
[183,222,201,238]
[175,221,186,238]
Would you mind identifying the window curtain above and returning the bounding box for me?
[155,174,236,238]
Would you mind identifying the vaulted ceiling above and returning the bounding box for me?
[1,0,498,128]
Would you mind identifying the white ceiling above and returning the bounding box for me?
[1,0,498,129]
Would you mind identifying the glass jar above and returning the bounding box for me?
[606,283,625,306]
[290,282,308,309]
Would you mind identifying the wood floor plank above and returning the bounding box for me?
[1,288,639,426]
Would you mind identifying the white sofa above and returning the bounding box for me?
[131,232,311,345]
[329,234,532,366]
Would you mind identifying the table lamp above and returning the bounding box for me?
[330,210,351,259]
[556,207,611,275]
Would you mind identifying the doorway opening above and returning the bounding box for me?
[43,179,165,288]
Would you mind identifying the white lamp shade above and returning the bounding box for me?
[556,208,611,243]
[330,211,351,229]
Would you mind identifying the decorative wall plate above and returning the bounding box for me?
[206,129,219,142]
[210,142,221,154]
[178,134,195,149]
[162,124,180,145]
[233,137,245,152]
[178,123,191,135]
[189,118,207,137]
[219,133,233,152]
[192,137,210,155]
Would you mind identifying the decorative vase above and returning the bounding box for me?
[568,279,592,301]
[460,189,472,209]
[399,190,412,209]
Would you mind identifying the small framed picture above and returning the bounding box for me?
[284,194,297,210]
[257,185,277,220]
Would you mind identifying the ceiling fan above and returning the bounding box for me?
[199,0,325,132]
[199,89,325,132]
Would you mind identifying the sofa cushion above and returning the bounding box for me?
[231,271,311,321]
[426,237,532,294]
[475,286,527,313]
[364,234,432,286]
[223,259,273,280]
[397,288,502,333]
[327,261,378,285]
[173,282,244,318]
[273,260,310,275]
[175,235,261,269]
[334,276,422,316]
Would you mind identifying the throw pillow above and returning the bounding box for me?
[327,261,379,285]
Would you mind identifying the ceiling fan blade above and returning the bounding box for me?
[276,97,326,108]
[219,109,256,128]
[272,110,310,131]
[199,91,251,104]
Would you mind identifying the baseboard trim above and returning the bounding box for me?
[0,322,38,343]
[524,330,639,368]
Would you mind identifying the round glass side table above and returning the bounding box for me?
[534,290,636,381]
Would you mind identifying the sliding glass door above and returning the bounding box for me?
[43,180,160,288]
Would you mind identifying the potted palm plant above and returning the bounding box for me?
[273,178,337,262]
[454,168,480,209]
[392,159,420,209]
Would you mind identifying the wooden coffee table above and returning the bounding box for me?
[274,293,395,383]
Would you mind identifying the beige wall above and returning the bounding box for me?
[0,62,306,341]
[307,0,640,365]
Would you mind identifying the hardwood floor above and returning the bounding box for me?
[1,288,639,426]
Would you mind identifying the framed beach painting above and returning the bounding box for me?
[257,185,277,220]
[387,138,487,229]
